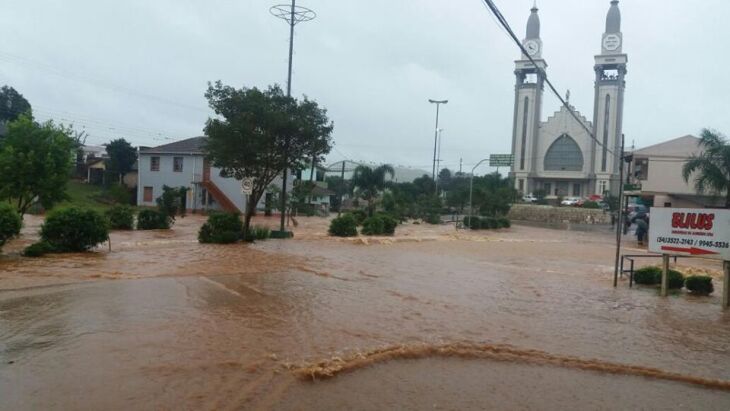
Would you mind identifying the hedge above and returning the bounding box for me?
[40,207,109,252]
[137,209,171,230]
[362,216,386,236]
[199,212,243,244]
[329,214,358,237]
[105,205,135,230]
[633,266,684,289]
[685,275,714,295]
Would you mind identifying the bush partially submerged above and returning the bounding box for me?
[0,203,22,251]
[23,241,56,257]
[361,216,385,236]
[685,275,714,295]
[633,266,684,289]
[199,212,243,244]
[40,207,109,252]
[376,213,398,235]
[349,210,367,226]
[329,214,358,237]
[137,209,171,230]
[105,205,135,230]
[463,216,510,230]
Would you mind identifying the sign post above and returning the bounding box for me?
[648,208,730,305]
[660,254,669,297]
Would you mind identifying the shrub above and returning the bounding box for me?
[0,203,22,251]
[464,216,480,229]
[105,205,135,230]
[270,230,294,239]
[23,241,56,257]
[582,201,601,209]
[137,209,171,230]
[685,275,714,295]
[666,269,685,290]
[482,217,499,229]
[634,266,661,285]
[425,214,441,225]
[349,210,367,225]
[250,225,271,241]
[376,213,398,235]
[361,216,385,236]
[329,214,358,237]
[497,217,511,228]
[198,212,243,244]
[40,207,109,252]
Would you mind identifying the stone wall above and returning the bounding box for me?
[508,204,611,225]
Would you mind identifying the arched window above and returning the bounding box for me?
[544,134,584,171]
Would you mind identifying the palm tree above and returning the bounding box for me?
[682,129,730,208]
[352,164,395,216]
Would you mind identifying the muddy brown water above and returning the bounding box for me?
[1,215,729,410]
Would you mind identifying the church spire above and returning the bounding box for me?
[526,2,540,39]
[605,0,621,34]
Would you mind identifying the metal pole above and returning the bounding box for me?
[613,134,625,287]
[338,160,345,217]
[278,0,296,233]
[661,254,670,297]
[723,260,730,309]
[432,104,440,181]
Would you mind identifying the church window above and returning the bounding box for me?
[598,180,608,196]
[544,134,584,172]
[601,94,610,172]
[520,97,529,170]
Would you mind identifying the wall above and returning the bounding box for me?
[508,204,611,225]
[137,154,205,210]
[641,157,696,195]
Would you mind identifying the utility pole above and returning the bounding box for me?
[459,158,463,174]
[270,0,316,234]
[428,99,448,183]
[613,134,625,288]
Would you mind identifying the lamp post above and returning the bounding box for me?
[428,99,448,184]
[468,158,490,228]
[270,0,316,233]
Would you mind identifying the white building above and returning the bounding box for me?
[510,1,627,199]
[136,137,290,213]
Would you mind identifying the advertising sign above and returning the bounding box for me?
[489,154,514,167]
[648,208,730,260]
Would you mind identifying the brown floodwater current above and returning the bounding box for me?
[1,215,729,410]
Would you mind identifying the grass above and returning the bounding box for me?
[51,180,136,213]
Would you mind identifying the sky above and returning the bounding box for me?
[1,0,728,175]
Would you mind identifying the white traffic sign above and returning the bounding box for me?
[648,208,730,260]
[241,178,254,195]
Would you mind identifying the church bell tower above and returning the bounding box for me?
[510,4,547,194]
[590,0,627,195]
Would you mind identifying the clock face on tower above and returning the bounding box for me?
[524,40,539,57]
[603,34,621,51]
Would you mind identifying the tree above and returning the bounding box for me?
[325,175,350,212]
[203,82,333,234]
[106,138,137,178]
[0,116,74,216]
[682,129,730,208]
[0,86,32,123]
[352,164,395,216]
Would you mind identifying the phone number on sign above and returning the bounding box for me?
[697,240,730,249]
[656,237,695,245]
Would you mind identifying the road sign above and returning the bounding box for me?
[241,178,254,195]
[489,154,514,168]
[648,208,730,261]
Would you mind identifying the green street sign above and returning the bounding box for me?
[489,154,514,167]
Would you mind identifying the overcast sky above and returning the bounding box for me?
[1,0,728,174]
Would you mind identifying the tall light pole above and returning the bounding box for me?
[468,158,490,228]
[270,1,316,233]
[435,128,444,194]
[428,99,448,183]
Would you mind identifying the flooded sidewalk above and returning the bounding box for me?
[1,216,729,409]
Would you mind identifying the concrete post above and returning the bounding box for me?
[722,261,730,309]
[660,254,669,297]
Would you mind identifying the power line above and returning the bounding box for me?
[480,0,616,158]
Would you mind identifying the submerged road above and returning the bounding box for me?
[1,218,729,409]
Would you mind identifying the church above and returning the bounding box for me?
[509,1,627,198]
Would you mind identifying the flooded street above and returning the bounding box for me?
[1,216,729,410]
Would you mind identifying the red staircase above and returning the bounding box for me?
[202,180,239,212]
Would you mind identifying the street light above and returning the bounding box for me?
[428,99,448,184]
[468,158,490,229]
[270,0,316,233]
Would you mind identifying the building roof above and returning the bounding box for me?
[632,135,701,158]
[141,136,206,155]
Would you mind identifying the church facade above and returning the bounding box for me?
[510,1,627,198]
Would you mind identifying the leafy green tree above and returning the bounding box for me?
[203,82,333,234]
[352,164,395,216]
[325,175,350,212]
[682,129,730,208]
[156,185,188,223]
[0,86,32,123]
[0,116,74,216]
[0,203,22,251]
[105,138,137,179]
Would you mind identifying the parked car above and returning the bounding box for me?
[561,197,580,206]
[522,194,538,203]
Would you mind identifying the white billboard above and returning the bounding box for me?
[648,208,730,261]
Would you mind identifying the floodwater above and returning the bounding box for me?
[1,215,729,410]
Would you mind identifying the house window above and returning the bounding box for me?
[573,183,581,197]
[150,157,160,172]
[143,186,153,202]
[173,157,183,172]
